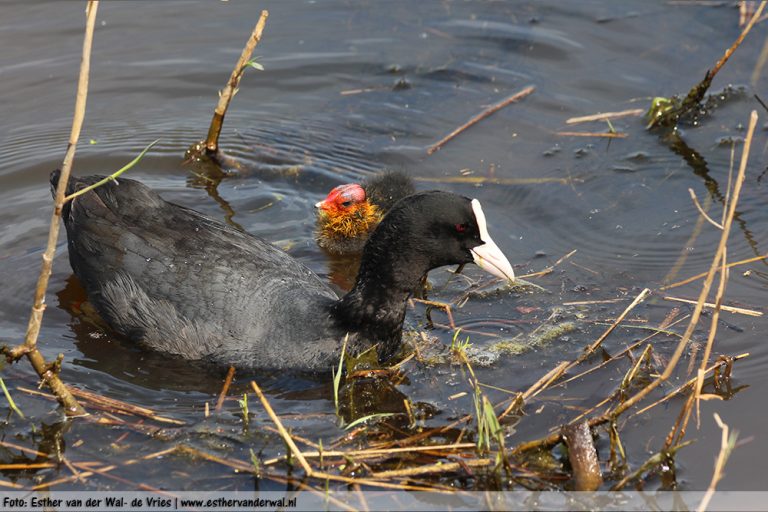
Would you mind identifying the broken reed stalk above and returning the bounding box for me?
[695,249,730,397]
[205,10,269,154]
[250,380,313,475]
[697,413,737,512]
[426,85,535,154]
[3,1,101,417]
[262,443,476,466]
[553,314,689,390]
[503,286,654,422]
[653,1,765,128]
[610,110,756,421]
[250,380,464,490]
[662,296,762,316]
[370,458,493,479]
[215,366,236,413]
[666,111,758,448]
[609,440,693,491]
[518,249,578,280]
[710,1,766,84]
[514,116,755,453]
[577,288,651,362]
[566,108,644,124]
[412,175,574,186]
[555,131,627,138]
[630,354,747,418]
[688,188,723,229]
[661,252,768,290]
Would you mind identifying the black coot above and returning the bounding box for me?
[54,171,514,370]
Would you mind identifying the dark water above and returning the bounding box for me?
[1,0,767,492]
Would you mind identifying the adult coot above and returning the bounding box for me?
[53,171,514,370]
[315,170,415,255]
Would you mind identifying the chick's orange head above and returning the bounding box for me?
[315,183,366,212]
[315,183,383,239]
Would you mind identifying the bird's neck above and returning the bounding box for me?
[330,240,429,361]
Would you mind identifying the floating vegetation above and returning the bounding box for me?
[646,2,764,129]
[489,320,577,357]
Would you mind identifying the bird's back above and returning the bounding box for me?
[56,173,340,369]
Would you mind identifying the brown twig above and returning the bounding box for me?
[215,366,236,413]
[250,380,313,475]
[660,252,768,290]
[518,249,577,280]
[697,413,737,512]
[205,10,269,153]
[688,188,723,229]
[578,288,652,362]
[662,295,762,316]
[667,119,756,445]
[555,314,689,390]
[0,463,55,470]
[609,111,757,421]
[713,2,766,79]
[555,131,627,138]
[0,440,49,458]
[426,85,535,154]
[609,440,693,491]
[498,361,568,420]
[370,458,493,479]
[565,109,645,124]
[2,1,101,417]
[412,175,574,186]
[17,385,183,425]
[262,443,476,466]
[652,1,765,128]
[630,354,748,418]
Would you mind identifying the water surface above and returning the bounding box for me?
[1,0,767,492]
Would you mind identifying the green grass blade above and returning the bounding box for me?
[344,412,396,430]
[64,139,160,202]
[0,377,24,419]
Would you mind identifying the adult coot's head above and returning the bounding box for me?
[360,191,514,283]
[335,190,514,361]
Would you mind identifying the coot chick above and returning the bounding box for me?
[315,170,415,255]
[54,171,513,370]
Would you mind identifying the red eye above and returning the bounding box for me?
[455,223,467,233]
